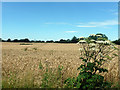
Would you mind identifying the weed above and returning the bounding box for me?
[24,47,28,51]
[39,61,64,88]
[64,36,119,89]
[33,47,37,50]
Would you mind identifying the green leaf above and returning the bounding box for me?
[86,79,94,83]
[100,59,106,61]
[105,55,112,60]
[98,62,102,65]
[83,59,87,62]
[102,68,108,72]
[58,65,63,71]
[76,82,81,88]
[80,57,84,59]
[80,64,85,68]
[87,62,95,67]
[95,60,102,65]
[77,65,85,70]
[39,62,43,69]
[113,53,118,56]
[114,47,119,50]
[98,68,108,73]
[77,67,81,70]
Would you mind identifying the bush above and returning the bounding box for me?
[20,43,32,45]
[64,37,118,89]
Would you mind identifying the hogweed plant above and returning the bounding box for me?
[64,37,119,89]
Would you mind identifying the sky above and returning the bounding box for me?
[2,2,118,41]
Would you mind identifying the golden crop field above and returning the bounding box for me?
[2,42,119,88]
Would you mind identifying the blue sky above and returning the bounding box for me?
[2,2,118,41]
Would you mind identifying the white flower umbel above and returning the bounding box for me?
[95,48,99,52]
[89,43,96,47]
[77,34,118,77]
[79,48,83,51]
[89,47,99,51]
[90,34,95,36]
[96,35,102,37]
[79,37,84,39]
[96,41,105,44]
[104,40,111,44]
[79,40,86,43]
[90,39,95,42]
[90,48,95,51]
[77,42,80,45]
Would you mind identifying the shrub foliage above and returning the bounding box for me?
[64,36,118,89]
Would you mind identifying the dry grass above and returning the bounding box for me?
[2,42,119,88]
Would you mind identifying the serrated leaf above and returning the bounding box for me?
[80,57,84,59]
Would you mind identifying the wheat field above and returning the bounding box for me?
[2,42,119,87]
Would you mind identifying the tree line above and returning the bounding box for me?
[0,34,120,45]
[112,38,120,45]
[0,36,79,43]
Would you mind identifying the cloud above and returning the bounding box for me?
[109,9,117,12]
[76,19,118,28]
[45,22,70,25]
[45,22,54,24]
[89,20,118,26]
[113,12,118,15]
[76,25,96,27]
[109,9,118,16]
[65,31,77,33]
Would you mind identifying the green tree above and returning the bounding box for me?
[7,38,11,42]
[71,36,79,43]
